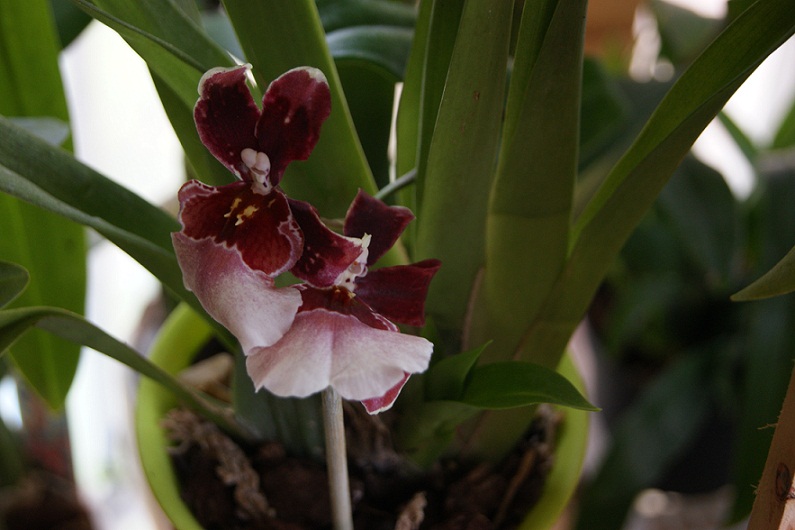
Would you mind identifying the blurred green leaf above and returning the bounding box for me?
[9,117,70,147]
[652,0,723,64]
[718,111,758,164]
[658,156,738,283]
[729,168,795,520]
[329,25,412,187]
[771,94,795,149]
[576,354,712,530]
[732,243,795,300]
[533,0,795,377]
[50,0,92,47]
[579,59,630,168]
[316,0,415,33]
[0,261,29,309]
[327,25,413,80]
[398,399,478,467]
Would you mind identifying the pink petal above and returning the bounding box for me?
[256,67,331,184]
[246,307,432,405]
[361,373,410,414]
[171,234,302,352]
[288,198,363,288]
[344,190,414,265]
[354,259,442,326]
[194,65,260,180]
[177,180,302,278]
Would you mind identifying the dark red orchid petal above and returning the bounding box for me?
[361,373,410,414]
[354,259,442,326]
[177,180,302,278]
[288,199,363,288]
[194,65,260,180]
[296,284,397,332]
[256,67,331,184]
[343,190,414,265]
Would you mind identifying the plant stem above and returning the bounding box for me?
[322,387,353,530]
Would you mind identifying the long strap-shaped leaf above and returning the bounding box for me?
[522,0,795,366]
[0,305,251,441]
[0,0,86,408]
[76,0,236,186]
[414,0,513,333]
[477,0,586,367]
[0,118,210,318]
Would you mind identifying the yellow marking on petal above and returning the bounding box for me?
[235,204,259,226]
[224,198,243,219]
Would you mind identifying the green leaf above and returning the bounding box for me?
[518,353,590,530]
[0,0,86,408]
[329,25,412,187]
[0,303,249,440]
[50,0,91,47]
[658,156,738,283]
[79,0,235,186]
[395,0,464,227]
[518,0,795,374]
[0,261,28,309]
[10,117,70,147]
[414,0,513,332]
[733,243,795,301]
[222,0,376,218]
[316,0,415,33]
[576,354,712,530]
[772,94,795,149]
[398,399,477,467]
[477,0,586,367]
[327,25,413,80]
[0,118,213,321]
[424,342,488,402]
[461,361,597,412]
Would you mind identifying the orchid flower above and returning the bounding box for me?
[246,190,441,414]
[172,65,331,350]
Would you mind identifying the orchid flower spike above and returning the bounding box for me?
[246,190,441,414]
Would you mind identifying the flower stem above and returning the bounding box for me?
[322,387,354,530]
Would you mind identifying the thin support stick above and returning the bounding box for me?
[322,387,354,530]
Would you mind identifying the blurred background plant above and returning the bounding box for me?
[0,0,794,529]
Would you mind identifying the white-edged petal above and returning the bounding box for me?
[246,308,433,401]
[172,233,301,352]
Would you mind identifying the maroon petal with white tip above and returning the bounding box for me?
[344,190,414,265]
[245,303,432,407]
[194,65,260,179]
[255,67,331,184]
[288,198,363,288]
[177,180,303,278]
[361,373,410,414]
[172,234,302,352]
[354,259,442,326]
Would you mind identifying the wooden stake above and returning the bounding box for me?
[748,363,795,530]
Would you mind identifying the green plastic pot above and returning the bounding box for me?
[136,303,590,529]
